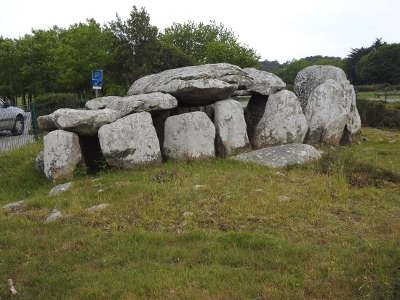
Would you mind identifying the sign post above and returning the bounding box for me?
[91,70,103,98]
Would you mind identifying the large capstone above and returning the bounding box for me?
[163,111,216,160]
[43,130,82,181]
[304,79,349,145]
[242,68,286,96]
[85,92,178,117]
[251,90,308,148]
[233,143,321,168]
[128,63,252,106]
[98,112,161,168]
[294,65,348,111]
[39,108,120,136]
[214,99,250,157]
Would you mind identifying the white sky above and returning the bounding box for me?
[1,0,399,62]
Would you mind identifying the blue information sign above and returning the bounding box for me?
[91,70,103,89]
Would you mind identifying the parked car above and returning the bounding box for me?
[0,98,25,135]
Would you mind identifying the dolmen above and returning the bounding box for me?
[36,63,361,181]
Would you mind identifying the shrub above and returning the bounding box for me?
[357,99,400,128]
[34,93,83,116]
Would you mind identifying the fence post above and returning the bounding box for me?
[30,102,39,141]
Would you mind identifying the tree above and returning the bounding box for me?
[0,38,19,101]
[356,44,400,84]
[54,19,114,97]
[275,59,312,84]
[344,38,385,84]
[108,6,194,89]
[161,21,260,67]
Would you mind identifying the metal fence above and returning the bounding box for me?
[0,101,39,154]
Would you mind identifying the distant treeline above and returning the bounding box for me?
[261,39,400,85]
[0,6,259,103]
[1,5,399,104]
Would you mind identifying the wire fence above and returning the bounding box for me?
[0,101,39,154]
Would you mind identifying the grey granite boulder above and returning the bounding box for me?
[85,92,178,116]
[49,182,72,197]
[128,63,251,105]
[3,200,25,213]
[304,80,348,145]
[44,209,62,223]
[343,82,362,135]
[85,203,109,213]
[163,112,216,160]
[214,99,250,157]
[251,90,308,148]
[44,130,82,181]
[242,68,286,96]
[37,115,57,132]
[233,144,321,168]
[294,65,348,110]
[39,108,120,136]
[98,112,161,168]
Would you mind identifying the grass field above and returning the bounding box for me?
[357,91,400,110]
[1,128,400,299]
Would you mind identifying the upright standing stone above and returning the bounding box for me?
[44,130,82,181]
[98,112,161,168]
[214,99,250,157]
[294,65,348,111]
[304,80,348,145]
[163,112,216,160]
[251,90,308,148]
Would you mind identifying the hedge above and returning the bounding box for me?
[34,93,83,116]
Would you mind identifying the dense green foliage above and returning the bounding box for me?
[356,44,400,84]
[34,93,82,116]
[344,39,384,84]
[261,56,344,84]
[160,21,260,68]
[0,6,260,105]
[357,98,400,128]
[1,6,399,107]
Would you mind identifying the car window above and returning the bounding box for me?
[0,99,4,108]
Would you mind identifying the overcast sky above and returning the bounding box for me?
[1,0,399,62]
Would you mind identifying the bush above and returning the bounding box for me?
[34,93,83,116]
[357,99,400,128]
[355,84,400,92]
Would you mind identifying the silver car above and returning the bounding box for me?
[0,98,25,135]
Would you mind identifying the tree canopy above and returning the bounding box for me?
[0,7,399,104]
[0,6,259,102]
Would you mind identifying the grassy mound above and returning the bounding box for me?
[1,128,400,299]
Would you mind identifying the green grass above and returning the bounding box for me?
[1,128,400,299]
[358,91,400,109]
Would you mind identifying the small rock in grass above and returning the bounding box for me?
[45,209,62,223]
[49,182,72,197]
[193,185,205,190]
[278,195,290,202]
[85,203,109,213]
[255,189,264,192]
[183,211,194,218]
[3,200,25,213]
